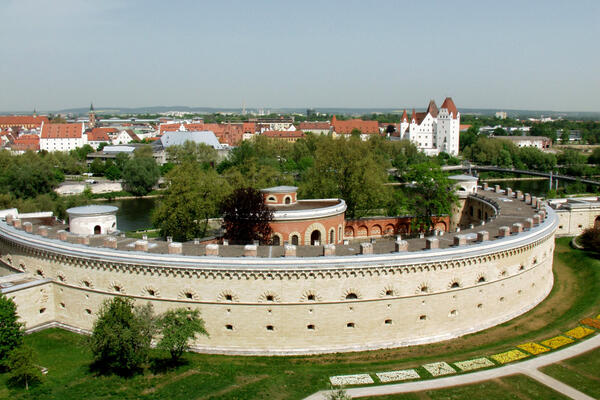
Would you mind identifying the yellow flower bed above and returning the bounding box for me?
[540,335,574,349]
[517,342,550,355]
[565,326,595,339]
[490,349,529,364]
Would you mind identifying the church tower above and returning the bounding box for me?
[88,103,96,128]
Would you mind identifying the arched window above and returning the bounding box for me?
[291,235,299,246]
[272,235,280,246]
[284,196,291,204]
[345,293,358,300]
[94,225,101,235]
[329,229,334,244]
[310,230,321,245]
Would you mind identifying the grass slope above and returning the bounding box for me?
[0,237,599,399]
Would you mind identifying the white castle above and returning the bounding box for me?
[395,97,460,156]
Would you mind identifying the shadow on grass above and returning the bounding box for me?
[149,356,189,374]
[88,359,144,378]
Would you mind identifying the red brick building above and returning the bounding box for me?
[262,186,346,246]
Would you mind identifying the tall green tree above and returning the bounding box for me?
[7,345,42,390]
[300,136,390,218]
[0,292,24,369]
[89,297,154,375]
[407,163,458,232]
[121,155,160,196]
[166,141,218,166]
[152,163,231,241]
[156,309,208,362]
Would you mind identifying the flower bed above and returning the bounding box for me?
[454,357,494,371]
[490,349,529,364]
[517,342,550,355]
[376,369,420,383]
[422,362,456,377]
[330,374,374,386]
[581,317,600,329]
[565,326,595,339]
[540,335,574,349]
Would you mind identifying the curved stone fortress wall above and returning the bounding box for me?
[0,189,556,355]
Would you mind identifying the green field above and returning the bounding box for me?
[0,237,599,399]
[541,347,600,399]
[360,374,572,400]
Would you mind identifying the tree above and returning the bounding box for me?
[152,163,231,241]
[121,156,160,196]
[493,127,508,136]
[156,309,208,362]
[579,226,600,252]
[300,137,391,218]
[89,297,154,375]
[89,158,106,176]
[7,346,41,390]
[407,162,458,232]
[7,345,41,390]
[0,292,24,369]
[104,163,122,181]
[221,187,273,244]
[166,141,218,166]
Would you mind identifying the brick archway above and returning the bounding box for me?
[304,222,327,245]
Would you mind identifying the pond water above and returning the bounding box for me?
[94,197,158,232]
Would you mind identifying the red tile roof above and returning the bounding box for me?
[242,122,256,133]
[298,122,330,131]
[441,97,459,119]
[12,134,40,151]
[401,109,408,122]
[331,117,379,135]
[41,123,84,139]
[124,130,140,141]
[87,128,113,142]
[426,100,439,118]
[0,115,49,128]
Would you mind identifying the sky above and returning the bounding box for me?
[1,0,599,112]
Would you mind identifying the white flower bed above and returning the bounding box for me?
[330,374,374,386]
[422,361,456,377]
[376,369,420,383]
[454,357,494,371]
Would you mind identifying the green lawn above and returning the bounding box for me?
[360,374,571,400]
[541,347,600,399]
[0,238,599,399]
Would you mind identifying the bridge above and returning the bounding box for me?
[441,164,600,186]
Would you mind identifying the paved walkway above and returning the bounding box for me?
[304,334,600,400]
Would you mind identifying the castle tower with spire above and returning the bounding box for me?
[395,98,460,156]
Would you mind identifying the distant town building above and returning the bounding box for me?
[112,129,140,145]
[396,97,460,156]
[86,127,112,148]
[330,116,379,140]
[500,136,552,149]
[298,122,331,135]
[0,115,48,130]
[495,111,507,119]
[10,134,40,153]
[40,122,87,152]
[262,130,305,142]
